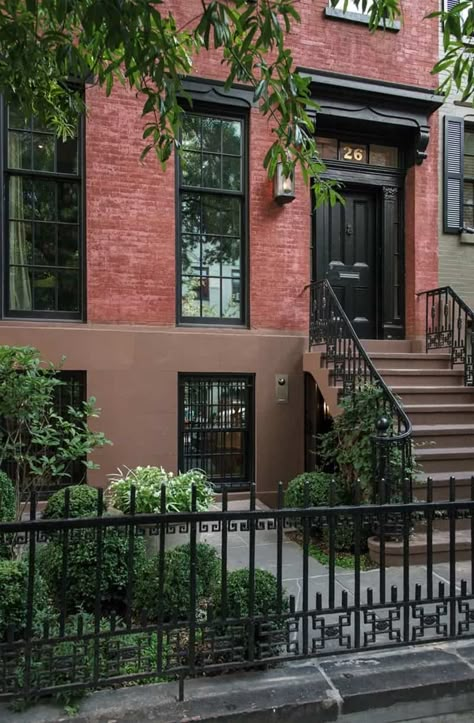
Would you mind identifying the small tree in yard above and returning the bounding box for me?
[0,345,110,519]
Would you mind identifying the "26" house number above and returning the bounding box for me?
[342,145,366,162]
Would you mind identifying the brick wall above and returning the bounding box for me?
[86,0,440,334]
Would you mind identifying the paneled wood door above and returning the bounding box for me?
[314,189,378,339]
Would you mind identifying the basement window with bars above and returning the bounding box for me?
[178,374,254,491]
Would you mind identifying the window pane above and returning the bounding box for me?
[181,151,202,186]
[57,137,79,174]
[222,120,241,155]
[202,195,240,236]
[465,155,474,178]
[464,204,474,227]
[370,144,398,167]
[182,115,201,150]
[464,182,474,206]
[465,131,474,156]
[202,153,221,188]
[202,117,222,152]
[317,137,338,160]
[33,133,55,172]
[34,180,56,221]
[34,223,57,265]
[8,105,30,130]
[181,194,201,234]
[9,222,32,265]
[181,234,201,274]
[58,270,79,311]
[9,267,32,310]
[9,176,33,219]
[222,278,240,318]
[34,270,56,310]
[222,156,241,191]
[58,225,79,267]
[58,183,79,222]
[8,131,32,169]
[181,276,201,317]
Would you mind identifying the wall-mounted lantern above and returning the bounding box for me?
[273,162,295,205]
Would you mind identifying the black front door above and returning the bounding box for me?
[314,189,377,338]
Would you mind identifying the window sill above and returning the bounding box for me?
[460,234,474,245]
[324,6,400,32]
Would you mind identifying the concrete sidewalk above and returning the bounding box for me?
[5,640,474,722]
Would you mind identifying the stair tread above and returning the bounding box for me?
[378,368,463,375]
[405,404,474,410]
[413,424,474,434]
[417,472,474,482]
[416,446,474,458]
[369,353,450,359]
[392,386,474,392]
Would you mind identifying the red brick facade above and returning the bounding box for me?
[0,1,442,499]
[85,0,440,335]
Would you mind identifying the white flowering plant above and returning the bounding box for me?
[107,466,214,514]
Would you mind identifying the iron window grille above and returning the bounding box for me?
[178,374,254,491]
[177,110,247,325]
[3,102,83,319]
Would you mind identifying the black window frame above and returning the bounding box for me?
[463,124,474,230]
[324,1,400,31]
[178,372,255,492]
[176,104,248,326]
[0,95,85,321]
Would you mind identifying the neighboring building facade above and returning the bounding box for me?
[0,0,441,504]
[438,0,474,307]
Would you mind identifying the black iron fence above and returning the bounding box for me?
[418,286,474,386]
[308,279,413,498]
[2,480,474,705]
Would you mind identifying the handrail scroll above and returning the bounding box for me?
[308,279,413,502]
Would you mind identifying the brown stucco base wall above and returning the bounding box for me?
[0,323,305,506]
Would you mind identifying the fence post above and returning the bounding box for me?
[374,416,390,503]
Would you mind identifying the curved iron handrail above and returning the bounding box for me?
[308,279,413,499]
[417,286,474,386]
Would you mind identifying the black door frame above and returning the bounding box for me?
[312,163,405,340]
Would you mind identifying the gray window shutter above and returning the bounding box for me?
[446,0,460,9]
[444,115,464,234]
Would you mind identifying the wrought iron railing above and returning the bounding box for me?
[2,479,474,705]
[417,286,474,386]
[308,279,413,500]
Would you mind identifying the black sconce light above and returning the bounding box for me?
[273,161,295,205]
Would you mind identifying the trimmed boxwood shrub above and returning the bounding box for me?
[284,472,345,509]
[42,484,106,520]
[38,524,146,615]
[219,568,288,618]
[0,559,49,641]
[212,568,289,659]
[134,543,221,622]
